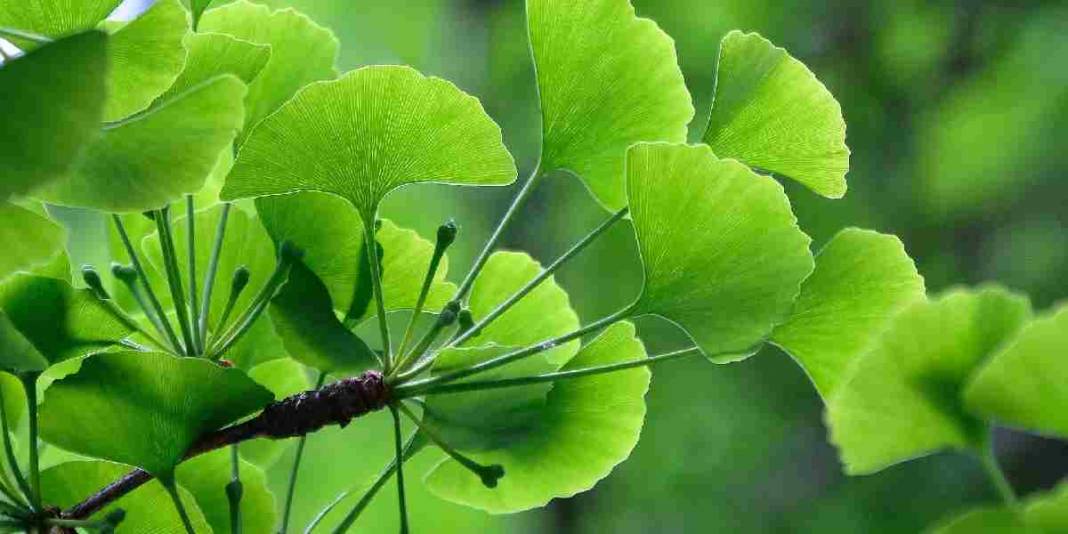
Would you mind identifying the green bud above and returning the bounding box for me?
[81,265,110,300]
[438,300,462,326]
[110,262,138,284]
[436,219,458,249]
[278,240,304,263]
[231,266,251,295]
[478,464,505,488]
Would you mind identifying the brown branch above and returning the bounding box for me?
[63,371,390,520]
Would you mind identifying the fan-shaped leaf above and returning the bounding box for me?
[39,351,273,480]
[0,31,107,198]
[0,1,122,42]
[160,31,271,101]
[425,322,649,513]
[199,0,339,137]
[35,75,247,212]
[0,202,66,281]
[827,286,1032,475]
[772,228,925,398]
[176,448,277,534]
[964,303,1068,440]
[703,31,849,198]
[223,65,517,221]
[627,143,814,361]
[42,460,211,534]
[102,0,188,121]
[527,0,693,210]
[932,481,1068,533]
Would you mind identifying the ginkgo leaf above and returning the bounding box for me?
[176,448,277,534]
[772,228,925,398]
[932,481,1068,533]
[159,31,271,101]
[42,460,212,534]
[703,31,849,198]
[0,31,107,199]
[425,322,649,513]
[223,65,517,221]
[0,274,130,372]
[827,286,1032,475]
[39,351,273,481]
[0,202,67,281]
[527,0,694,210]
[199,0,339,137]
[627,143,814,361]
[964,303,1068,440]
[241,357,311,468]
[0,1,122,43]
[35,75,246,212]
[0,310,49,375]
[464,251,580,366]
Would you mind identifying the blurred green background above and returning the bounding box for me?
[112,0,1068,531]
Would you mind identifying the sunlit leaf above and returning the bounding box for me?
[964,303,1068,440]
[627,143,814,361]
[35,75,247,212]
[159,31,271,101]
[176,448,277,534]
[464,251,580,366]
[241,357,311,468]
[827,286,1032,475]
[0,202,66,281]
[528,0,694,209]
[223,65,517,221]
[0,1,122,43]
[703,31,849,198]
[42,460,211,534]
[772,228,925,398]
[199,0,339,137]
[0,373,25,429]
[932,480,1068,533]
[39,351,273,480]
[0,31,107,198]
[425,322,649,513]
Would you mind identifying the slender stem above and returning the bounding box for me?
[0,27,50,43]
[155,208,195,355]
[20,375,39,510]
[0,464,26,511]
[979,433,1018,512]
[324,434,418,534]
[280,373,326,534]
[186,196,202,354]
[112,215,184,353]
[394,226,454,372]
[0,384,29,511]
[199,204,231,344]
[453,165,544,305]
[44,516,115,529]
[363,219,393,371]
[389,407,409,534]
[95,295,171,352]
[163,482,197,534]
[400,304,635,389]
[394,303,460,379]
[450,207,629,351]
[227,444,243,534]
[209,251,296,359]
[406,346,699,398]
[396,403,502,488]
[0,497,27,518]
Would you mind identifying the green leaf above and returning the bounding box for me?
[39,351,273,480]
[42,460,211,534]
[627,143,814,361]
[424,345,556,452]
[964,303,1068,440]
[464,251,580,366]
[527,0,694,210]
[772,228,925,398]
[373,220,456,319]
[0,373,25,430]
[0,311,49,375]
[0,274,131,371]
[270,261,378,375]
[0,31,107,198]
[932,481,1068,533]
[425,322,649,513]
[190,0,215,29]
[160,31,271,102]
[223,65,517,221]
[702,31,850,198]
[827,286,1032,475]
[34,75,247,212]
[102,0,189,121]
[199,0,339,137]
[0,1,122,42]
[241,358,311,468]
[176,448,277,534]
[0,202,66,281]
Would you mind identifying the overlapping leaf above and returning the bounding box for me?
[627,143,814,361]
[827,286,1032,475]
[527,0,694,209]
[159,31,271,101]
[0,202,67,281]
[176,448,277,534]
[39,351,273,480]
[703,31,849,198]
[772,228,925,398]
[223,65,517,221]
[932,481,1068,533]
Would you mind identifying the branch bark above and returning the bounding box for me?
[62,371,390,520]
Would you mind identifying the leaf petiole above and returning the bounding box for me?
[363,218,393,372]
[186,196,202,354]
[162,481,197,534]
[389,406,410,534]
[322,432,419,534]
[978,431,1019,513]
[112,215,185,354]
[154,207,196,355]
[199,204,232,346]
[393,221,457,375]
[0,380,30,511]
[396,403,503,489]
[227,444,243,534]
[82,266,171,352]
[20,374,40,510]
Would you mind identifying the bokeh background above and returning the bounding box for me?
[32,0,1068,531]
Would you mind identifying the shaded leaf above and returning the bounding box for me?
[528,0,693,209]
[0,31,107,198]
[703,31,849,198]
[964,303,1068,440]
[160,31,271,101]
[627,143,814,361]
[425,322,649,513]
[0,202,66,281]
[39,351,273,480]
[932,481,1068,533]
[827,286,1032,475]
[177,448,277,534]
[223,65,517,221]
[772,228,925,398]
